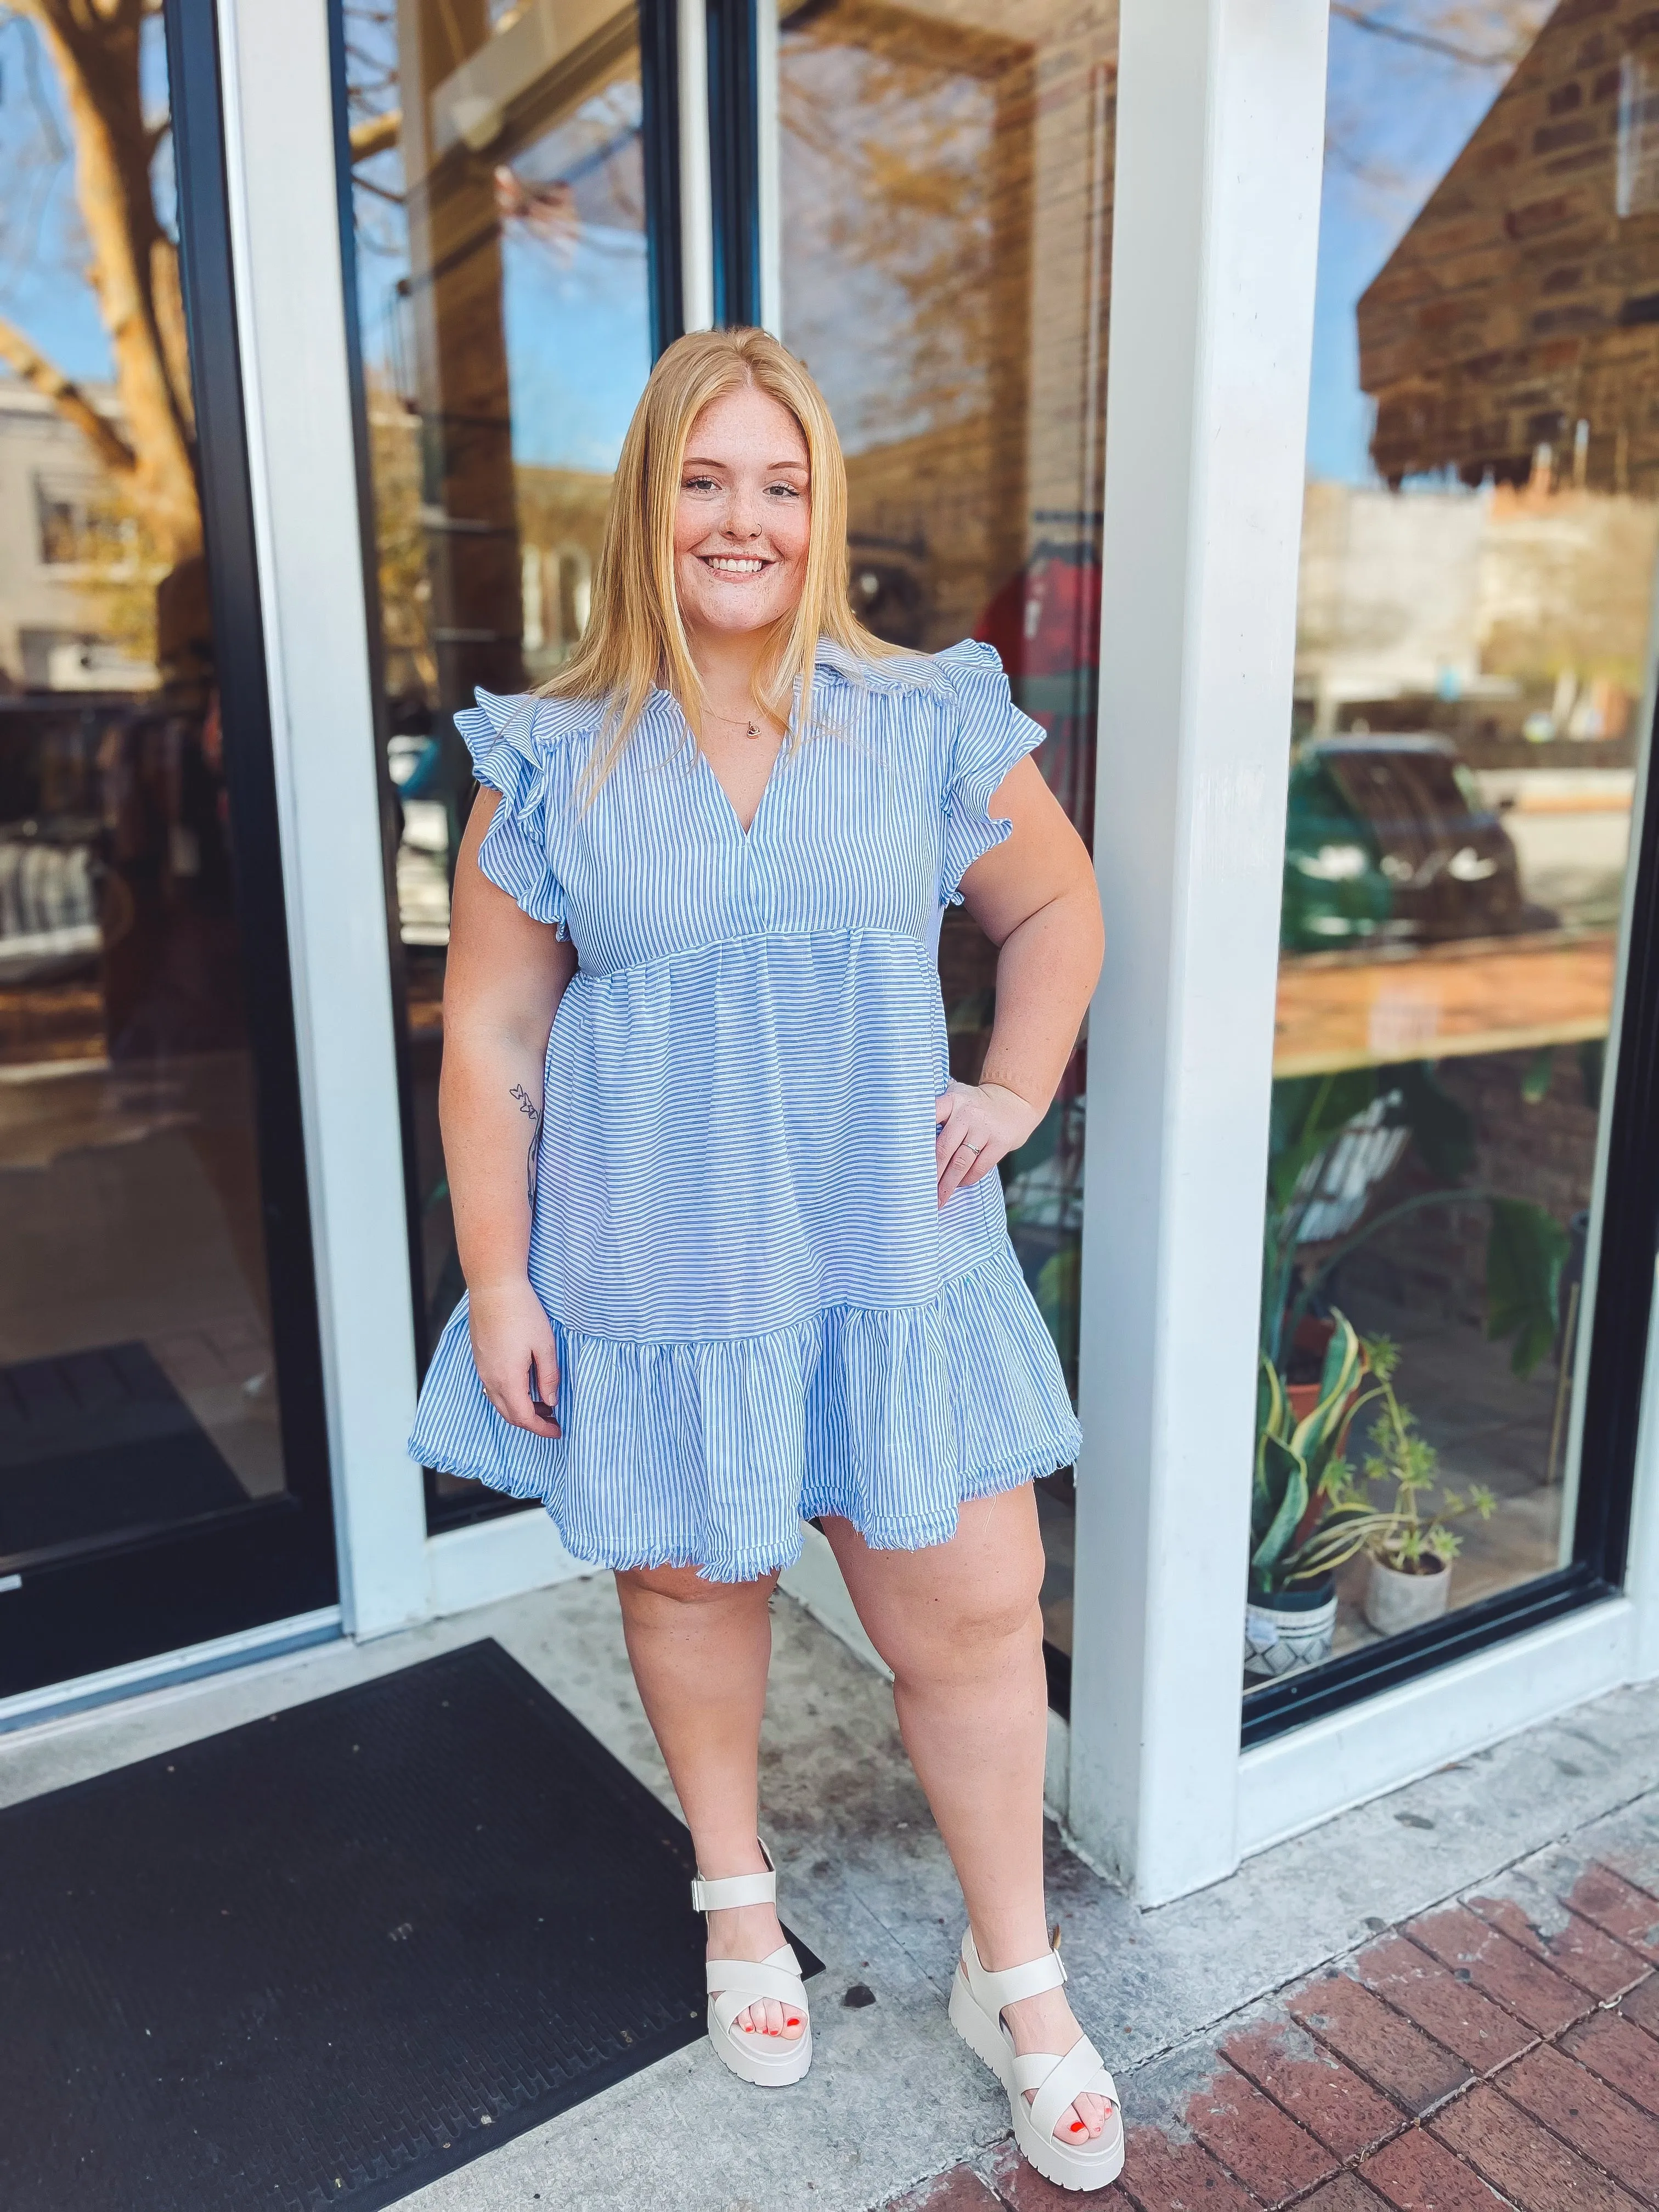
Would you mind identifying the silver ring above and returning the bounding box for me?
[963,1139,985,1155]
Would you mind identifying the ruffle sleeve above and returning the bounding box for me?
[933,639,1047,907]
[454,689,568,934]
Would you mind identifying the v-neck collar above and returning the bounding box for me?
[653,692,786,840]
[695,732,786,839]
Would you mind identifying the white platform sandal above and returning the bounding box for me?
[949,1928,1124,2192]
[691,1841,812,2087]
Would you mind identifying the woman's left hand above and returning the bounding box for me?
[934,1077,1044,1205]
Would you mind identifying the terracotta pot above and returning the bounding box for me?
[1244,1579,1338,1679]
[1285,1335,1368,1442]
[1363,1554,1452,1636]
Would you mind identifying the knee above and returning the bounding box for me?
[886,1560,1045,1684]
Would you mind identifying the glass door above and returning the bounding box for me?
[0,0,336,1698]
[771,0,1119,1705]
[1243,0,1655,1735]
[337,0,672,1530]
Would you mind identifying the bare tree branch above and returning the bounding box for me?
[14,0,201,561]
[149,233,193,436]
[351,108,401,160]
[0,309,137,473]
[1331,2,1524,70]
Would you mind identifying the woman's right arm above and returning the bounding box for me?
[439,788,578,1435]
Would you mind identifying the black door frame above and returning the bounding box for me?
[706,0,763,327]
[0,0,338,1700]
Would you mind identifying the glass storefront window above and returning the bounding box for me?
[342,1,655,1523]
[0,11,295,1569]
[1246,1,1652,1694]
[777,0,1118,1671]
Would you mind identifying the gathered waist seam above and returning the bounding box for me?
[526,1240,1011,1349]
[565,923,934,991]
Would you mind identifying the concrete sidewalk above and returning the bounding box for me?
[5,1569,1656,2211]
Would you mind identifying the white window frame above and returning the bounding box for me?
[217,0,597,1637]
[1064,0,1659,1903]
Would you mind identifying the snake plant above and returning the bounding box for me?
[1251,1310,1365,1600]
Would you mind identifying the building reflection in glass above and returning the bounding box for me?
[1249,1,1654,1686]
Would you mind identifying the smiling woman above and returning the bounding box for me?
[405,324,1120,2187]
[526,328,903,797]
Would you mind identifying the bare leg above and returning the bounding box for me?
[821,1488,1110,2142]
[614,1564,804,2042]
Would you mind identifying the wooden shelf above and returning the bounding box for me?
[1274,930,1617,1077]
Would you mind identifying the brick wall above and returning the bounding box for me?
[1360,0,1659,496]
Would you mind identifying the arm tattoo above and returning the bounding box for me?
[510,1082,541,1207]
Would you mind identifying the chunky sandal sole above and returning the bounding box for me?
[707,2016,814,2087]
[950,1965,1125,2192]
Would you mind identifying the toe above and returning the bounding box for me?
[1046,2091,1113,2145]
[1076,2092,1113,2142]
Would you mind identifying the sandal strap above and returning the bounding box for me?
[1029,2035,1115,2146]
[962,1929,1066,2012]
[1012,2051,1065,2093]
[691,1838,777,1914]
[708,1944,807,2030]
[692,1868,776,1911]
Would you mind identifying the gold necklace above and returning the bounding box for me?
[706,706,766,740]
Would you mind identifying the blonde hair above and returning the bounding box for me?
[539,326,905,793]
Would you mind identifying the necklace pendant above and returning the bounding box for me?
[746,721,760,738]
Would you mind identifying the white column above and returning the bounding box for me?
[679,0,715,330]
[754,0,781,335]
[218,0,431,1638]
[1626,1292,1659,1681]
[1067,0,1329,1904]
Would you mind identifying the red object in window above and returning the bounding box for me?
[975,542,1101,842]
[975,541,1102,680]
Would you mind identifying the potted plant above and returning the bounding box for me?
[1286,1338,1496,1636]
[1262,1064,1567,1385]
[1245,1312,1365,1678]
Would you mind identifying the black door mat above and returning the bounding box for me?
[0,1340,247,1557]
[0,1639,821,2212]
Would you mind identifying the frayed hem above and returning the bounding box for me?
[566,1536,806,1585]
[410,1438,1075,1589]
[958,1436,1080,1499]
[407,1442,556,1508]
[805,1442,1074,1552]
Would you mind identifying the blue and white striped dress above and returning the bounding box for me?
[408,637,1082,1581]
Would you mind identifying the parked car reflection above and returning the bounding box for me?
[1283,733,1533,952]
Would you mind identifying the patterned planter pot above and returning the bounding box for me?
[1243,1579,1339,1679]
[1363,1555,1452,1636]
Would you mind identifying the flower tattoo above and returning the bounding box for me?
[510,1082,541,1207]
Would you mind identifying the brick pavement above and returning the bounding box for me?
[879,1852,1659,2212]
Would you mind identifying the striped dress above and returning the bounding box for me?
[408,637,1082,1581]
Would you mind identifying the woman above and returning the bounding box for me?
[410,328,1116,2192]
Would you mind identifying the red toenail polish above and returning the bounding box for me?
[787,2017,799,2026]
[1070,2121,1085,2133]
